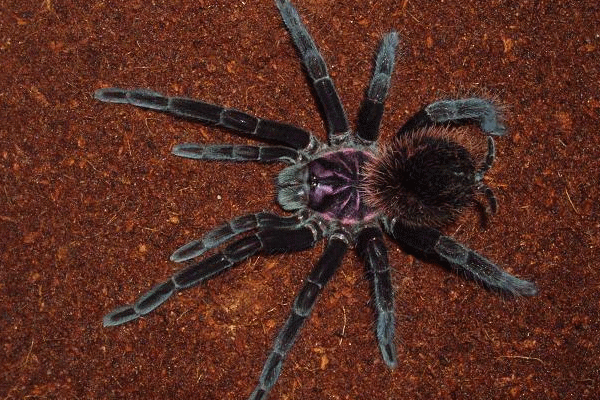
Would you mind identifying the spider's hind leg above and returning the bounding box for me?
[386,218,538,296]
[399,97,506,137]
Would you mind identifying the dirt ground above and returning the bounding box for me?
[2,0,599,399]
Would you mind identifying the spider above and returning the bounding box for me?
[96,0,537,399]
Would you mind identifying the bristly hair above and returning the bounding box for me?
[361,126,487,228]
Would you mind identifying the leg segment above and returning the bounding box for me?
[385,218,538,296]
[103,223,320,327]
[275,0,350,143]
[94,88,315,150]
[171,212,302,262]
[398,97,506,137]
[248,232,349,400]
[356,32,399,143]
[356,227,397,367]
[172,143,299,164]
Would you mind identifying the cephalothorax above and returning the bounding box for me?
[96,1,537,399]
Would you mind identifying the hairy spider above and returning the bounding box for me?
[96,0,537,399]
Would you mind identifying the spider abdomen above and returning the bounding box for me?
[362,127,486,228]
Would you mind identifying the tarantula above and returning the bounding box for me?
[96,0,537,398]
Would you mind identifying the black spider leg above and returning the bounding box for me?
[398,97,507,137]
[275,0,350,145]
[356,227,397,367]
[249,232,349,400]
[475,136,498,215]
[172,143,300,164]
[385,218,538,296]
[356,32,399,144]
[170,212,301,262]
[103,217,321,327]
[94,88,318,151]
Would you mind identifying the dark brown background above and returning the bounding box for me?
[2,0,599,399]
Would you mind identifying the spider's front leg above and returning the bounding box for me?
[170,212,301,262]
[399,97,507,136]
[386,218,538,296]
[94,88,316,150]
[172,143,300,164]
[103,215,320,327]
